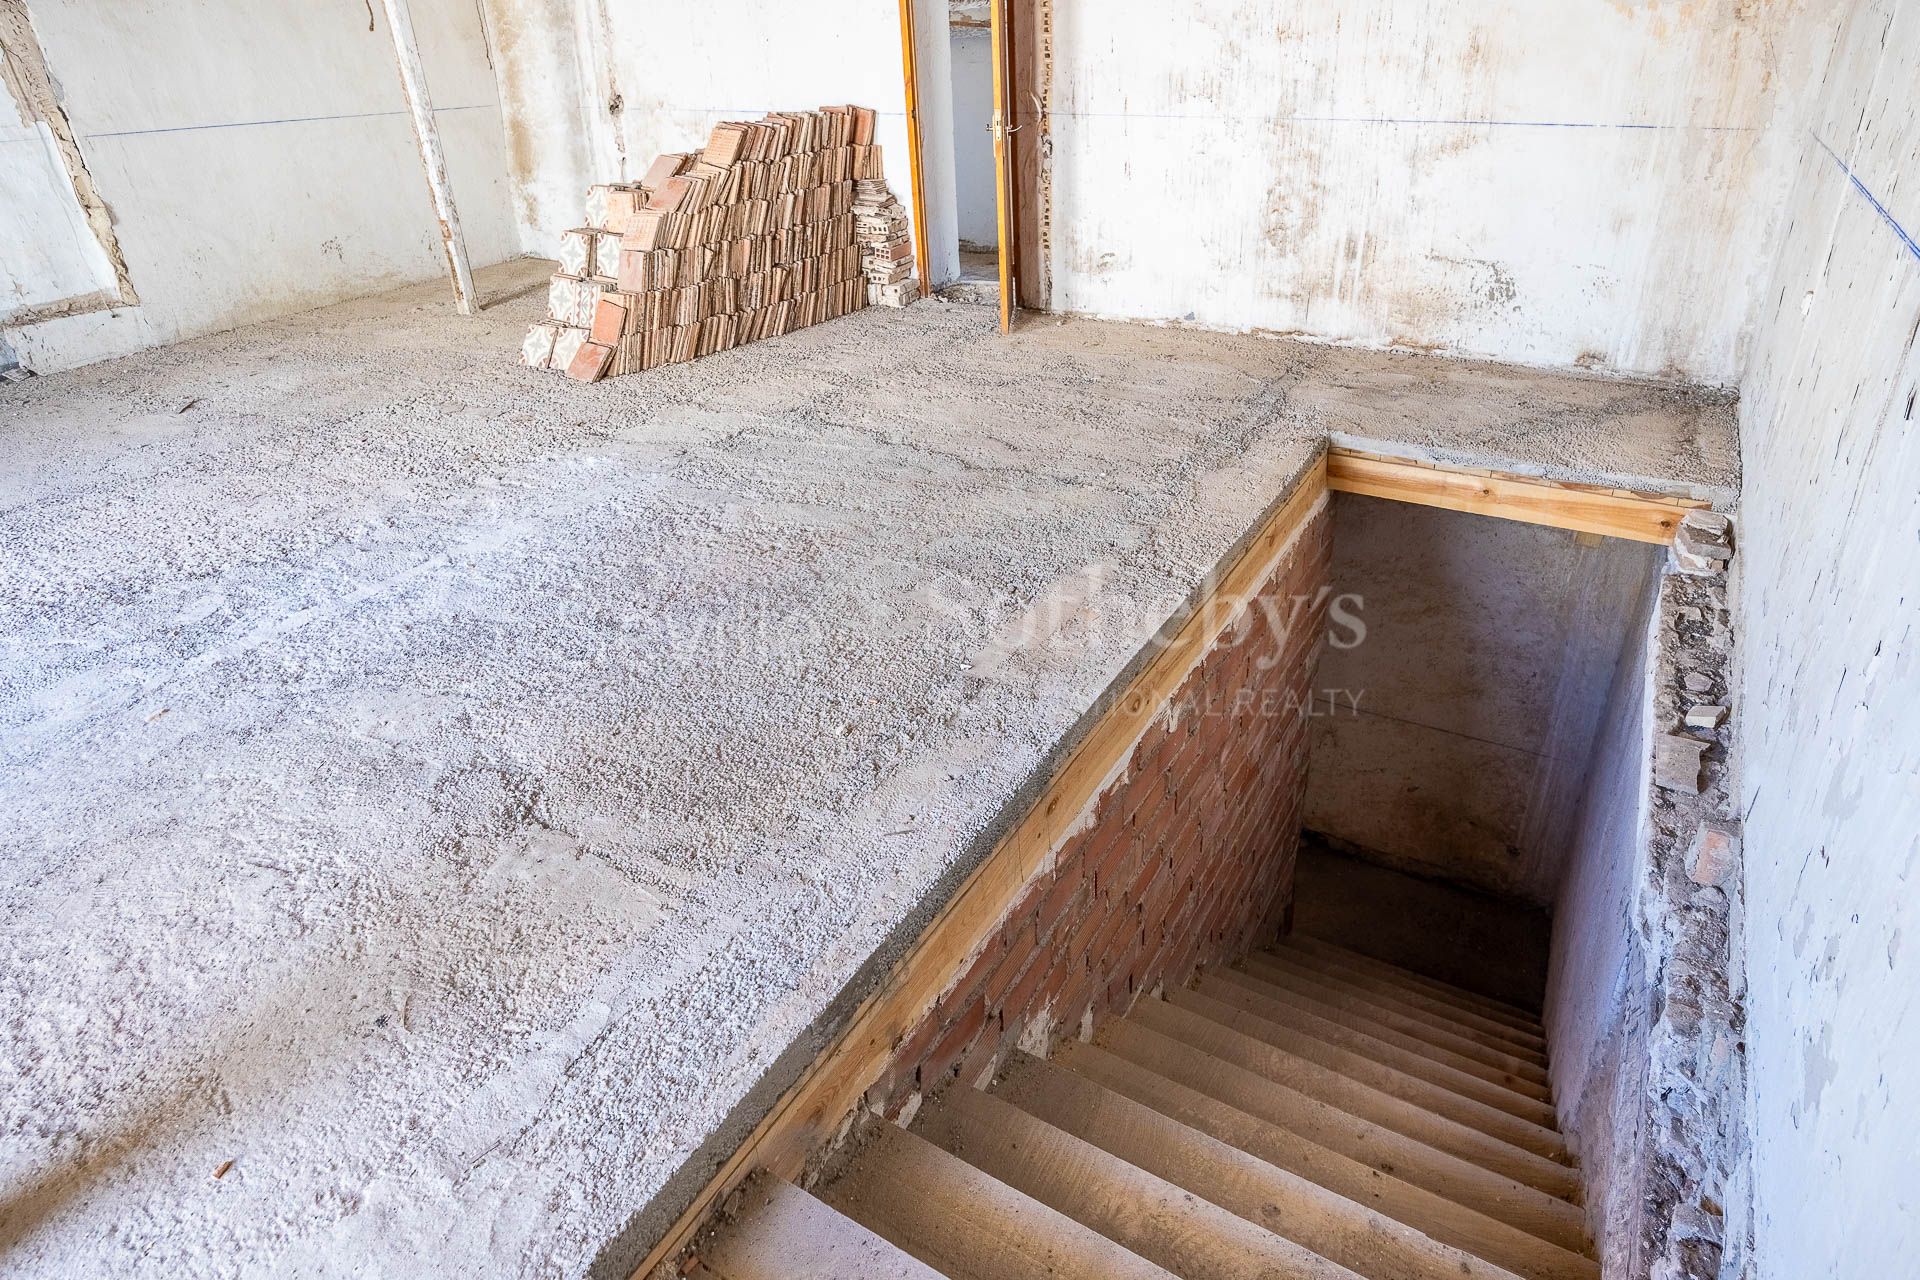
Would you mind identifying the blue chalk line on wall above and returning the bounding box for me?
[1814,131,1920,265]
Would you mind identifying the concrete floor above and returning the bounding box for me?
[0,257,1734,1278]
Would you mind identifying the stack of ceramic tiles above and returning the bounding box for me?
[521,104,918,383]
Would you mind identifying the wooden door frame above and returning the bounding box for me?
[896,0,1048,321]
[1005,0,1049,312]
[988,0,1016,330]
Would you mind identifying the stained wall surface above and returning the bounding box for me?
[1306,494,1661,903]
[1734,0,1920,1274]
[1043,0,1832,383]
[1,0,519,374]
[1541,570,1659,1267]
[478,0,951,283]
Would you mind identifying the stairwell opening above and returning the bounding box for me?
[667,464,1741,1280]
[1293,488,1743,1280]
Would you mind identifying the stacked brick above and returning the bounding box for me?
[863,504,1335,1121]
[520,104,918,384]
[856,180,917,308]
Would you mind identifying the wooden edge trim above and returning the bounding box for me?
[1326,448,1705,545]
[896,0,933,299]
[630,453,1331,1277]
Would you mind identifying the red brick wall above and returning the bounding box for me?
[867,503,1333,1117]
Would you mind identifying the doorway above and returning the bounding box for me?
[945,2,999,305]
[904,0,1041,327]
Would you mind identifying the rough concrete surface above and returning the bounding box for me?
[1734,4,1920,1279]
[0,257,1732,1278]
[1307,494,1664,904]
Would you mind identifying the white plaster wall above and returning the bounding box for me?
[2,0,518,374]
[1543,573,1658,1257]
[481,0,944,282]
[1046,0,1831,383]
[949,25,997,249]
[0,91,115,319]
[1735,1,1920,1274]
[913,0,962,290]
[480,0,602,254]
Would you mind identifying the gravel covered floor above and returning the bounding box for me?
[0,258,1734,1278]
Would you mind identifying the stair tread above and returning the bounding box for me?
[1203,972,1558,1123]
[1072,1032,1598,1278]
[1214,966,1554,1097]
[823,1121,1174,1280]
[1270,942,1548,1049]
[920,1085,1367,1280]
[1252,950,1550,1063]
[996,1051,1544,1280]
[1169,987,1572,1164]
[1134,997,1583,1200]
[1228,967,1559,1090]
[702,1176,945,1280]
[1287,935,1546,1028]
[1258,948,1548,1056]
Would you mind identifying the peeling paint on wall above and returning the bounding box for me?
[0,0,135,322]
[483,0,922,261]
[1043,0,1836,383]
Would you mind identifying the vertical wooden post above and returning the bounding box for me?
[895,0,933,299]
[380,0,479,316]
[987,0,1016,332]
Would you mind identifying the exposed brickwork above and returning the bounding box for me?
[866,503,1333,1120]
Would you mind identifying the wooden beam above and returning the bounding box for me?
[896,0,934,299]
[379,0,478,316]
[1326,449,1705,545]
[988,0,1015,331]
[629,456,1331,1278]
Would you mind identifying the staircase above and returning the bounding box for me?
[697,935,1595,1280]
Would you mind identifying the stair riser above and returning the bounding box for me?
[1172,989,1572,1165]
[1049,1047,1598,1280]
[1136,1000,1583,1200]
[1005,1059,1540,1280]
[1218,968,1553,1101]
[1204,974,1557,1124]
[823,1124,1175,1280]
[1283,937,1545,1033]
[1093,1026,1591,1249]
[922,1089,1362,1280]
[1260,950,1549,1056]
[1248,955,1550,1070]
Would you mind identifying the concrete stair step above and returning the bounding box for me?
[994,1051,1538,1280]
[1209,968,1555,1107]
[1069,1033,1597,1278]
[702,1175,946,1280]
[917,1084,1366,1280]
[1250,950,1549,1065]
[1284,936,1546,1033]
[1269,942,1548,1051]
[1221,959,1551,1090]
[822,1121,1173,1280]
[1132,997,1583,1200]
[1167,987,1572,1165]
